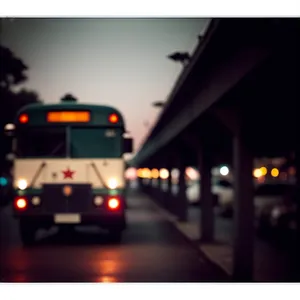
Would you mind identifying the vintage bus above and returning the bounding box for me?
[5,95,133,245]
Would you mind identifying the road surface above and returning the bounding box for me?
[0,191,228,282]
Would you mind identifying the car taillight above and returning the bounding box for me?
[14,197,28,210]
[107,197,120,210]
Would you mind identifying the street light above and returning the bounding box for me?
[167,51,191,66]
[152,101,165,108]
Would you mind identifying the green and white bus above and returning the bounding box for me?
[5,95,133,245]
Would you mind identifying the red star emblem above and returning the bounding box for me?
[62,167,75,179]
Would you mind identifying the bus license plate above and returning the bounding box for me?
[54,214,81,224]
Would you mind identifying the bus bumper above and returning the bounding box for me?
[14,212,126,231]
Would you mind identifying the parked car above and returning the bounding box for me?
[186,179,233,206]
[257,183,297,239]
[219,182,296,220]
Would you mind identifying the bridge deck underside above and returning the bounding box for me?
[145,43,298,167]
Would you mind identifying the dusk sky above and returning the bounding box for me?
[1,18,210,152]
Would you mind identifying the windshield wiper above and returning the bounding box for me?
[29,162,47,188]
[90,162,109,189]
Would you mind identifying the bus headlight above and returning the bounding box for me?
[107,178,118,189]
[17,179,28,190]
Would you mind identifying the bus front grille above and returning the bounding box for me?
[41,184,93,213]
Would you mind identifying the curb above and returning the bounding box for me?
[144,192,232,280]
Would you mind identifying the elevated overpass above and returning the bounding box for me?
[129,19,300,281]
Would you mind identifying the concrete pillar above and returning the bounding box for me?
[149,165,156,197]
[177,159,188,222]
[137,174,143,191]
[232,133,254,281]
[167,168,172,191]
[198,147,214,242]
[148,159,164,206]
[167,166,173,195]
[157,166,166,208]
[166,167,173,204]
[141,165,147,193]
[148,161,153,190]
[293,149,300,280]
[157,167,162,191]
[161,165,174,213]
[156,167,164,205]
[212,105,254,280]
[142,163,151,195]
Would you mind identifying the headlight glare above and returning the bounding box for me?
[17,179,28,190]
[107,178,118,189]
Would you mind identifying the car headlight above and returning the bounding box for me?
[107,178,118,189]
[17,179,28,190]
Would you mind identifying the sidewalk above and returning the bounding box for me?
[141,192,295,282]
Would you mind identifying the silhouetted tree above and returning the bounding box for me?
[0,45,42,121]
[0,45,41,173]
[0,88,42,172]
[0,45,28,90]
[0,88,42,125]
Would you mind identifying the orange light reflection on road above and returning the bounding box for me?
[94,258,120,282]
[12,274,28,282]
[96,275,118,283]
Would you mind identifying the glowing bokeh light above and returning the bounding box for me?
[143,168,151,178]
[159,168,169,179]
[220,166,229,176]
[171,169,179,178]
[271,168,279,177]
[186,167,199,180]
[137,168,143,178]
[151,168,159,179]
[125,167,137,180]
[260,166,267,176]
[253,168,262,178]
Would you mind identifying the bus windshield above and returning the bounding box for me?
[17,127,67,158]
[16,127,122,158]
[71,127,122,158]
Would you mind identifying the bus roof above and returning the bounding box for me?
[15,102,126,128]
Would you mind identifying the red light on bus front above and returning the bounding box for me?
[14,197,27,210]
[19,114,29,124]
[107,197,120,210]
[109,113,119,124]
